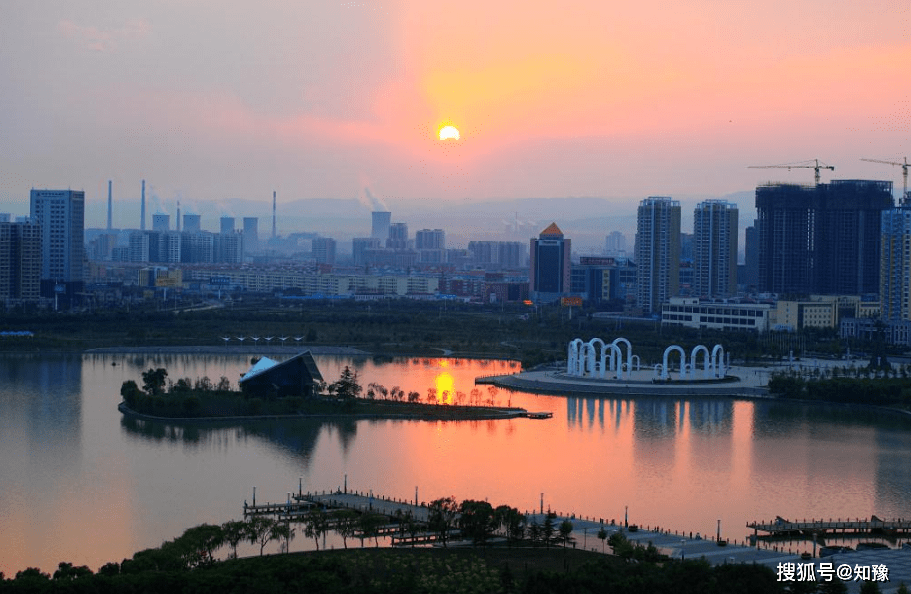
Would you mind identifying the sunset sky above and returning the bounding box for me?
[1,1,908,225]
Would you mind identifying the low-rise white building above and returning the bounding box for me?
[661,297,771,332]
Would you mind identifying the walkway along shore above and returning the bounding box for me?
[243,489,911,591]
[476,368,773,399]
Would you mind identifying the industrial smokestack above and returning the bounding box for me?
[107,180,112,231]
[141,180,146,231]
[176,200,181,232]
[272,190,277,239]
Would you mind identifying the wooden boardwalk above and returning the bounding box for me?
[747,516,911,539]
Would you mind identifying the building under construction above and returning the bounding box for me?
[756,180,893,295]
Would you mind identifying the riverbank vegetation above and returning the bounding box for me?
[0,496,801,594]
[4,296,894,367]
[768,364,911,410]
[120,365,523,419]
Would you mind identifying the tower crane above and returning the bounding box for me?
[860,157,909,203]
[747,159,835,185]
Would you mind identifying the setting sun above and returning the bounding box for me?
[439,125,460,141]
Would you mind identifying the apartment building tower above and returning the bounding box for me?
[635,197,681,314]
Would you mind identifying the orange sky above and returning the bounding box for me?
[0,0,908,216]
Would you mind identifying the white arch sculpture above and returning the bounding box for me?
[610,338,633,380]
[691,345,711,379]
[711,344,726,378]
[661,345,687,380]
[567,339,584,376]
[587,338,608,378]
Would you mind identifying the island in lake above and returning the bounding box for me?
[118,350,535,422]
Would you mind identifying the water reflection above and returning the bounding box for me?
[5,352,911,576]
[120,416,358,462]
[0,353,83,469]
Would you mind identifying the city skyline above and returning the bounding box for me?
[1,2,908,219]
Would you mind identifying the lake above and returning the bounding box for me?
[2,351,910,575]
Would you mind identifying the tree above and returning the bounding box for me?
[271,520,294,554]
[559,519,575,548]
[331,366,362,400]
[141,367,168,395]
[335,510,358,549]
[459,499,497,546]
[359,513,385,547]
[597,526,608,553]
[221,520,247,559]
[52,562,93,580]
[246,516,277,556]
[542,512,557,547]
[120,380,142,406]
[174,523,224,566]
[495,505,526,546]
[428,496,459,547]
[303,510,329,550]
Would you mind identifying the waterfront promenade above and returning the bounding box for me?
[246,490,910,592]
[478,358,869,399]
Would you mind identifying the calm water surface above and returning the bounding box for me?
[2,351,911,574]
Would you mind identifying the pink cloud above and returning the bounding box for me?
[58,18,150,52]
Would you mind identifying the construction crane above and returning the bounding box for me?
[860,157,909,202]
[748,159,835,185]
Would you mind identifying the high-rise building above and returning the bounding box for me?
[352,237,381,266]
[214,231,244,264]
[756,180,893,295]
[415,229,445,265]
[744,222,759,289]
[635,197,681,314]
[881,205,911,321]
[415,229,445,250]
[693,200,738,298]
[312,237,336,265]
[180,231,214,264]
[29,189,85,295]
[220,216,235,235]
[243,217,258,254]
[529,222,571,302]
[371,211,391,240]
[604,231,626,256]
[0,221,41,302]
[386,222,408,249]
[816,180,892,295]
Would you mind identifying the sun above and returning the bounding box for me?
[439,125,460,141]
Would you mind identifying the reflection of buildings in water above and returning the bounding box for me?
[633,399,679,439]
[120,416,358,466]
[565,397,607,430]
[874,428,911,515]
[686,399,733,436]
[0,354,84,468]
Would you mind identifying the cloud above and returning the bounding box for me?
[58,18,149,52]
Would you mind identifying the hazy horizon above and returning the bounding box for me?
[1,2,908,236]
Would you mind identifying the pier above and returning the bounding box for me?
[242,489,911,591]
[748,516,911,541]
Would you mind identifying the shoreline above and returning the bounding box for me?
[117,401,531,424]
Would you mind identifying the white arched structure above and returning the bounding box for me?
[661,345,687,380]
[711,344,726,378]
[587,338,608,378]
[609,338,633,379]
[691,345,711,379]
[567,339,584,376]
